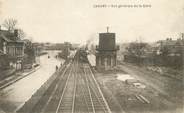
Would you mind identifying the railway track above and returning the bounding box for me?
[30,54,111,113]
[83,64,111,113]
[55,61,111,113]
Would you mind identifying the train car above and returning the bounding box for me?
[78,49,88,63]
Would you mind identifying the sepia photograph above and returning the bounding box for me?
[0,0,183,113]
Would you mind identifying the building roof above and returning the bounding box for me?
[0,30,25,51]
[158,38,184,47]
[0,34,12,42]
[157,40,177,46]
[0,30,17,42]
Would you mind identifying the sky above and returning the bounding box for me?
[0,0,183,44]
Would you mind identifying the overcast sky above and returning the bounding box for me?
[0,0,183,44]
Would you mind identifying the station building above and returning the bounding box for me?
[0,28,25,70]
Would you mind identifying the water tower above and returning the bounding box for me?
[96,27,119,70]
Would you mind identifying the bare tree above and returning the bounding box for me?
[17,29,26,40]
[2,18,18,31]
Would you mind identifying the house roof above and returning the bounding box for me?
[0,30,25,48]
[0,30,17,42]
[0,34,12,42]
[157,39,184,47]
[157,40,177,46]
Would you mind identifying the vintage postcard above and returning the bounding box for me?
[0,0,183,113]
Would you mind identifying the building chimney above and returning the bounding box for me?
[107,26,109,33]
[14,29,18,38]
[182,33,184,40]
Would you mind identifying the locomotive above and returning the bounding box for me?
[78,49,88,63]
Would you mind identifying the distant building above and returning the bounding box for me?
[44,43,65,50]
[32,42,45,64]
[59,42,71,59]
[0,28,25,70]
[157,36,184,56]
[96,27,119,70]
[32,42,44,56]
[123,34,184,68]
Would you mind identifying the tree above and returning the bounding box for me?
[126,42,149,56]
[125,42,150,65]
[160,45,169,57]
[17,29,26,40]
[2,18,18,31]
[23,39,36,65]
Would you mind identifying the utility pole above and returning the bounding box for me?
[107,26,109,33]
[182,33,184,83]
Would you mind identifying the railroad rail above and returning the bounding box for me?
[29,53,111,113]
